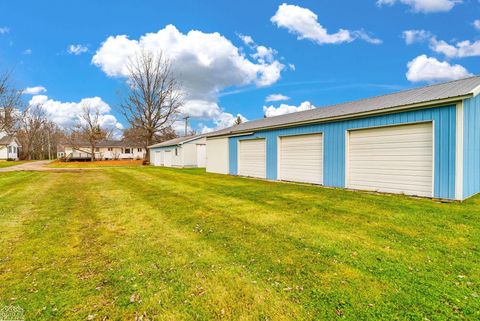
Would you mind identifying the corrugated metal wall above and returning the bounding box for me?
[463,95,480,199]
[229,104,456,199]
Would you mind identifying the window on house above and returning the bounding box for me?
[108,147,113,151]
[125,148,131,154]
[95,147,100,152]
[137,148,142,152]
[8,146,12,153]
[175,148,178,156]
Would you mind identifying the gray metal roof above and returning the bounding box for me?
[148,134,204,148]
[0,135,15,145]
[207,76,480,137]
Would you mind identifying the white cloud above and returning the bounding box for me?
[402,29,432,44]
[238,34,254,46]
[22,48,32,55]
[0,27,9,34]
[92,24,285,132]
[67,44,88,55]
[474,20,480,30]
[265,93,290,102]
[430,38,480,58]
[271,3,381,45]
[28,95,123,136]
[401,29,480,58]
[23,86,47,95]
[406,54,471,82]
[263,101,315,117]
[376,0,462,13]
[200,112,248,133]
[353,30,383,44]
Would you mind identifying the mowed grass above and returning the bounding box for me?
[0,160,30,168]
[48,159,144,168]
[0,168,479,320]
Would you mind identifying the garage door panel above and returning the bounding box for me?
[348,123,433,197]
[279,134,323,185]
[238,139,266,178]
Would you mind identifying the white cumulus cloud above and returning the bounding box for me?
[92,24,285,132]
[0,27,9,34]
[402,29,432,44]
[377,0,462,13]
[67,44,88,55]
[23,86,47,95]
[406,54,471,82]
[271,3,381,45]
[28,95,123,136]
[430,38,480,58]
[265,93,290,102]
[263,101,315,117]
[474,20,480,30]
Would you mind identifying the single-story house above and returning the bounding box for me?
[148,135,206,167]
[59,140,146,160]
[205,76,480,201]
[0,134,20,160]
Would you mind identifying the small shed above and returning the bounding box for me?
[148,135,206,168]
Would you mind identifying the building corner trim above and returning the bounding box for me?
[455,101,464,200]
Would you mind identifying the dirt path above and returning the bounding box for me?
[0,160,97,172]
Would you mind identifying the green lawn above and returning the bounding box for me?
[0,160,30,168]
[0,168,479,320]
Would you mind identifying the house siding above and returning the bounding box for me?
[229,104,457,199]
[463,94,480,199]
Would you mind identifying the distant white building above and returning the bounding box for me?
[58,140,146,161]
[148,135,206,168]
[0,133,20,160]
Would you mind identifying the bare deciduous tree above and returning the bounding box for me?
[16,105,61,159]
[0,72,22,135]
[234,115,243,125]
[120,50,183,160]
[76,103,110,161]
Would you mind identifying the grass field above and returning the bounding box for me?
[48,159,144,168]
[0,167,479,320]
[0,160,30,168]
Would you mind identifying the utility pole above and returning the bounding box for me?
[183,116,190,136]
[47,131,51,160]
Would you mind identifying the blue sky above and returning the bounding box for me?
[0,0,479,134]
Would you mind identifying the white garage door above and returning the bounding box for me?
[347,122,433,197]
[279,133,323,185]
[164,150,173,167]
[238,139,266,178]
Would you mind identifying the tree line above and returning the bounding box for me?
[0,50,185,161]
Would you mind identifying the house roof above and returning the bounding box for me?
[148,134,204,148]
[0,135,16,145]
[61,140,142,148]
[207,75,480,138]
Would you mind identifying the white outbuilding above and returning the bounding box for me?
[148,134,206,168]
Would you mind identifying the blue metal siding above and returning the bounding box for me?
[229,104,457,199]
[463,95,480,199]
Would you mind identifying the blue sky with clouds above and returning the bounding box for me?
[0,0,479,134]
